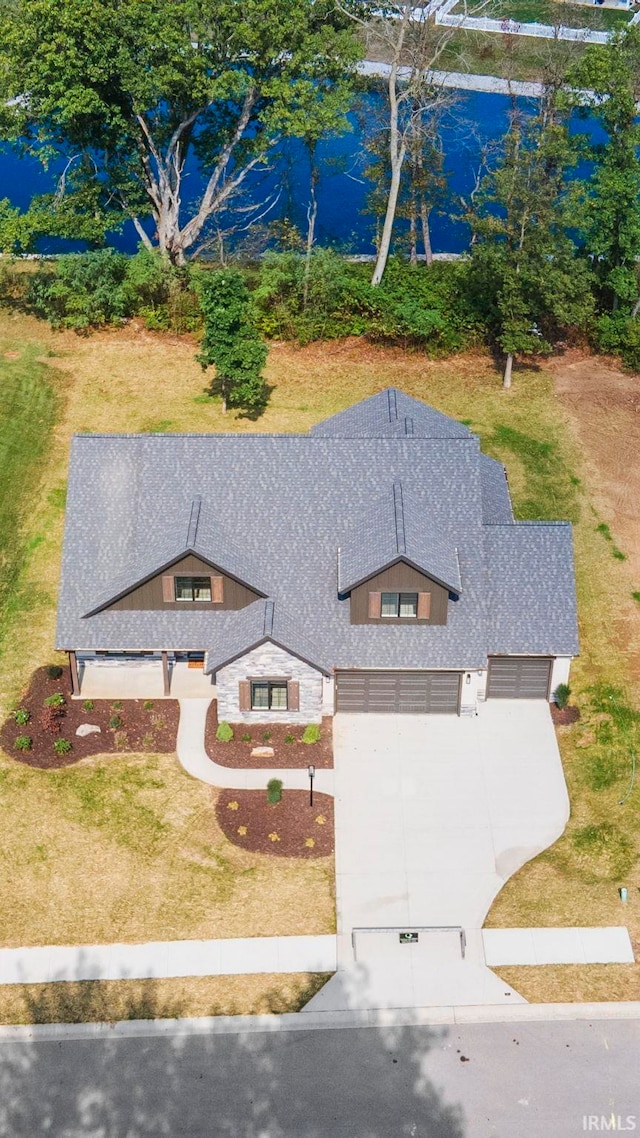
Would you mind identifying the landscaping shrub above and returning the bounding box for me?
[216,721,234,743]
[44,693,65,708]
[109,715,123,730]
[111,700,123,710]
[241,732,252,743]
[571,822,636,882]
[40,706,64,734]
[594,312,640,372]
[302,724,321,744]
[47,664,63,680]
[53,738,72,756]
[267,778,283,805]
[284,733,295,744]
[554,683,571,710]
[113,730,129,750]
[14,735,32,751]
[143,700,154,711]
[13,708,30,725]
[142,731,155,749]
[82,700,94,712]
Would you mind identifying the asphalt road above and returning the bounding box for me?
[0,1018,639,1137]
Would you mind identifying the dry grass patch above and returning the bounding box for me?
[0,751,335,947]
[493,965,640,1004]
[0,973,330,1025]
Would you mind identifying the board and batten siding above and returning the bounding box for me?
[108,554,260,612]
[349,561,449,625]
[216,642,323,724]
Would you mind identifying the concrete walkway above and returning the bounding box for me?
[0,936,337,986]
[358,59,546,98]
[176,699,334,795]
[483,926,635,966]
[305,701,570,1012]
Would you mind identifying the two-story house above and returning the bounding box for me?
[55,388,579,718]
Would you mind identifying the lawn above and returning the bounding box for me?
[451,0,630,29]
[1,311,639,1009]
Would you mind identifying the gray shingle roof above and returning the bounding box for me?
[311,388,471,439]
[484,523,579,655]
[56,389,579,671]
[338,481,462,594]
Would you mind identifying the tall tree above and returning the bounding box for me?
[196,271,268,415]
[0,0,360,264]
[469,93,594,387]
[343,2,454,284]
[568,27,640,315]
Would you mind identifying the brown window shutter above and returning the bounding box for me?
[368,591,382,619]
[162,575,175,603]
[239,680,251,711]
[287,680,300,712]
[211,576,224,604]
[417,592,431,619]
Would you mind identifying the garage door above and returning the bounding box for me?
[335,671,461,714]
[487,657,551,699]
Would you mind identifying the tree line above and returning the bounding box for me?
[0,1,639,401]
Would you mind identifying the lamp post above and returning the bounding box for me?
[308,764,315,807]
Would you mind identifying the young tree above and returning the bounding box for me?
[196,272,268,415]
[0,0,360,264]
[568,28,640,315]
[469,96,594,387]
[343,3,455,284]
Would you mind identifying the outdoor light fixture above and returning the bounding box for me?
[308,764,316,807]
[620,887,629,902]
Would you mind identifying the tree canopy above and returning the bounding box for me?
[0,0,360,262]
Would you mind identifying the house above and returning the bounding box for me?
[55,388,579,719]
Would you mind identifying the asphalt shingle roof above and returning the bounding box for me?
[310,387,472,439]
[56,389,579,671]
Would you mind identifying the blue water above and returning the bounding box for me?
[0,91,602,256]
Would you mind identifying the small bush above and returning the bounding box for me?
[143,700,154,711]
[554,683,571,710]
[44,692,65,708]
[109,714,123,730]
[13,708,30,726]
[53,738,72,756]
[267,778,283,805]
[262,730,272,742]
[284,733,295,744]
[111,700,123,710]
[113,730,129,751]
[241,733,252,743]
[142,731,155,749]
[216,721,234,743]
[302,724,321,744]
[150,713,166,730]
[14,735,32,751]
[40,706,64,735]
[82,699,94,712]
[47,665,64,680]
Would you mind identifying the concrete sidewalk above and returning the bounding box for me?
[0,935,337,986]
[483,926,635,966]
[176,699,335,794]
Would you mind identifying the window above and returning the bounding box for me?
[251,680,288,711]
[175,576,212,602]
[381,592,418,619]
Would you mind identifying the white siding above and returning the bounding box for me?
[550,656,572,699]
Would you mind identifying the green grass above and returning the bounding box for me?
[435,26,599,82]
[595,521,626,561]
[484,422,580,521]
[0,344,59,660]
[452,0,630,28]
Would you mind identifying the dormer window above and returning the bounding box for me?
[175,576,213,602]
[381,592,418,619]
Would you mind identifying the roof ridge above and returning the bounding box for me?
[186,496,202,548]
[393,481,406,555]
[264,600,275,637]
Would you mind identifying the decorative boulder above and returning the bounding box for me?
[251,746,274,759]
[76,723,102,737]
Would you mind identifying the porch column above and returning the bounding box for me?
[68,651,80,697]
[162,651,171,697]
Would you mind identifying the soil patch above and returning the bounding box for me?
[206,703,333,768]
[550,704,580,727]
[0,666,179,769]
[215,789,334,859]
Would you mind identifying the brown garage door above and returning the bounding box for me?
[487,657,552,699]
[335,671,461,714]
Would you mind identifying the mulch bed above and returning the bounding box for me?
[206,703,333,769]
[215,789,334,859]
[0,665,179,769]
[550,704,581,727]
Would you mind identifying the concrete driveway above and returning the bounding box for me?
[305,700,569,1011]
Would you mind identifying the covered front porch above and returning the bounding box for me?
[69,652,216,700]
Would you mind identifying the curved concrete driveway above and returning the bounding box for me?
[306,700,569,1011]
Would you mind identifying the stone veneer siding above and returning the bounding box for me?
[215,642,324,724]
